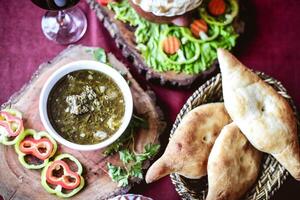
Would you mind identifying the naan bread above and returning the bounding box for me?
[207,123,262,200]
[145,103,231,183]
[217,48,300,180]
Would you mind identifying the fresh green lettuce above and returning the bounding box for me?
[108,0,239,74]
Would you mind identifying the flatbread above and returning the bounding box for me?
[207,123,262,200]
[217,48,300,180]
[145,103,231,183]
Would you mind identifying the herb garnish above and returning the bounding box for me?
[104,114,160,187]
[103,114,148,156]
[93,48,107,63]
[92,48,160,187]
[107,143,160,187]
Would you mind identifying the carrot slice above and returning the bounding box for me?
[208,0,227,16]
[190,19,208,38]
[162,36,181,55]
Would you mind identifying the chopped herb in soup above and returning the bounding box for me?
[47,70,125,145]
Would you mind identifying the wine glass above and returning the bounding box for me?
[31,0,87,44]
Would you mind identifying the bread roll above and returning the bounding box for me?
[145,103,231,183]
[217,48,300,180]
[206,123,262,200]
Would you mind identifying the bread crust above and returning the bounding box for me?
[145,103,232,183]
[217,48,300,180]
[206,123,262,200]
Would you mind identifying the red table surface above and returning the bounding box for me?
[1,0,300,199]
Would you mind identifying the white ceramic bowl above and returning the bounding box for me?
[39,60,133,151]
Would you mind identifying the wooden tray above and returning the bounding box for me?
[169,73,299,200]
[86,0,221,87]
[0,45,166,200]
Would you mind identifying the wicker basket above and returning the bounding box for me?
[170,72,299,200]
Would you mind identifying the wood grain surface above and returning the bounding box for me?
[0,45,165,200]
[86,0,220,87]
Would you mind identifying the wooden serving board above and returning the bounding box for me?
[0,45,166,200]
[86,0,219,87]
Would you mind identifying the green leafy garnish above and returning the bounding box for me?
[104,114,158,187]
[119,149,135,164]
[103,114,148,156]
[107,143,160,187]
[108,0,239,74]
[107,163,129,187]
[93,48,107,63]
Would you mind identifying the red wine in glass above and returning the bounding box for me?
[31,0,87,44]
[31,0,80,10]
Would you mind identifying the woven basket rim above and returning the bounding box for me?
[169,71,299,200]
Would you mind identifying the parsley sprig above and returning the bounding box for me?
[92,48,160,187]
[102,108,159,187]
[107,144,160,187]
[103,114,148,156]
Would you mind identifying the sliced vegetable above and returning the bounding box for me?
[0,109,24,145]
[160,37,201,65]
[182,25,220,43]
[208,0,226,16]
[0,112,22,137]
[19,138,54,160]
[200,0,239,26]
[162,36,181,55]
[109,0,239,74]
[46,160,80,190]
[97,0,112,6]
[41,154,85,198]
[190,19,208,38]
[15,129,57,169]
[159,27,202,65]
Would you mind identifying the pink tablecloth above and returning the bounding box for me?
[0,0,300,199]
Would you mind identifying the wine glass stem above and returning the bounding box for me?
[57,10,66,27]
